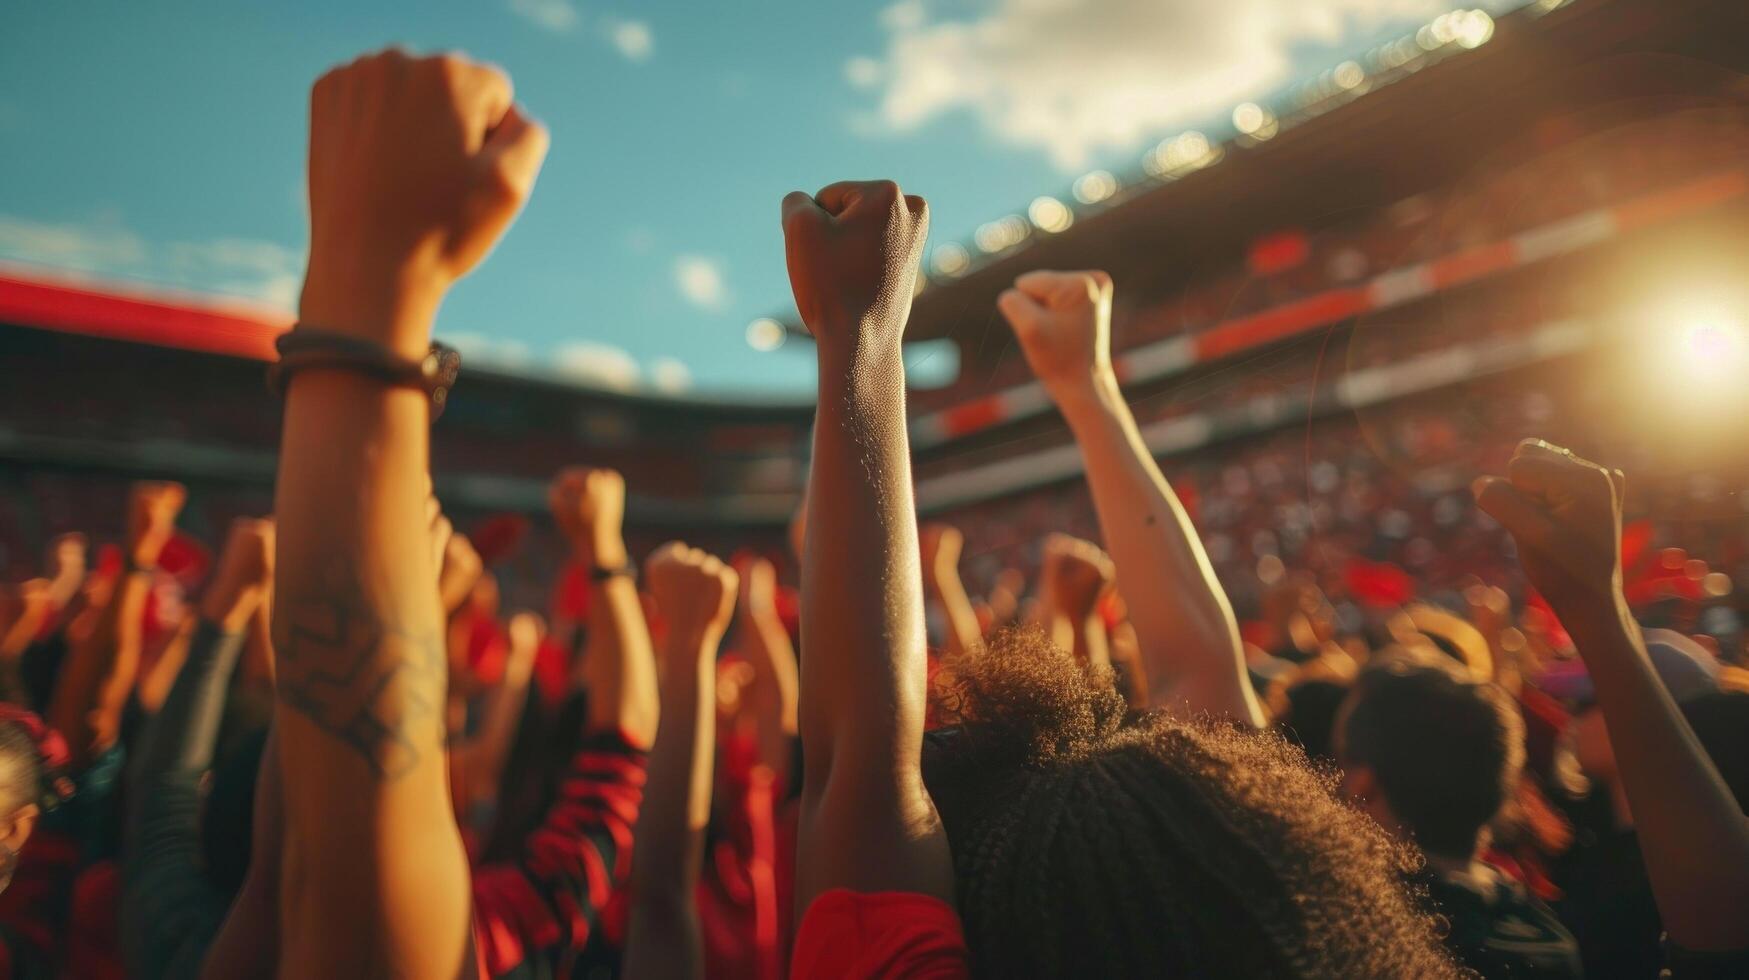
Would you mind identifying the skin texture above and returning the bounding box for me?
[625,543,738,980]
[271,47,547,977]
[1476,439,1749,951]
[998,270,1265,727]
[782,179,956,909]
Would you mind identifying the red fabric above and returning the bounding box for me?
[0,830,78,979]
[470,731,647,979]
[791,890,970,980]
[698,747,782,980]
[66,861,124,980]
[1345,557,1416,608]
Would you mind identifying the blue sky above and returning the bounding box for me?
[0,0,1519,398]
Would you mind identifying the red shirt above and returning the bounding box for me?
[791,890,970,980]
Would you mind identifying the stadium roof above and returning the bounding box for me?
[807,0,1749,356]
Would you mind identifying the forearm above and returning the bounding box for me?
[927,565,983,659]
[742,607,799,778]
[1071,614,1112,671]
[802,347,929,776]
[136,617,196,715]
[1564,595,1749,949]
[582,573,660,748]
[49,569,149,766]
[469,672,533,802]
[271,370,470,972]
[1058,376,1262,725]
[134,620,246,779]
[626,636,715,980]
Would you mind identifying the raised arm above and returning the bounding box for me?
[1476,439,1749,952]
[998,271,1264,726]
[783,179,953,908]
[550,467,660,747]
[625,543,738,980]
[124,518,273,980]
[49,481,184,768]
[269,49,546,977]
[921,524,984,659]
[455,610,542,811]
[735,556,799,782]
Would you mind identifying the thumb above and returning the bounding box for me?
[997,288,1044,330]
[782,191,827,235]
[478,104,549,197]
[1473,477,1557,551]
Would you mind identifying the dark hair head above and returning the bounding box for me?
[1337,651,1523,861]
[923,628,1460,979]
[201,727,268,897]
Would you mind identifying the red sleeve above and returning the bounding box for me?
[699,756,782,980]
[471,730,647,979]
[0,830,80,980]
[791,890,970,980]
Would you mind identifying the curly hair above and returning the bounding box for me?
[922,628,1463,979]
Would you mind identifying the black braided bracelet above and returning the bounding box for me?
[267,326,462,419]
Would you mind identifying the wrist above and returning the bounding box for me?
[578,530,629,572]
[1051,369,1122,422]
[299,252,447,362]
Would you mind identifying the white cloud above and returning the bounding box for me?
[0,213,145,272]
[0,213,303,308]
[845,56,884,89]
[605,19,655,61]
[508,0,580,33]
[648,357,693,394]
[857,0,1458,169]
[554,340,642,390]
[673,255,729,311]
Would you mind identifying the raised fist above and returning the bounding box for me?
[645,542,739,647]
[1040,533,1116,624]
[202,518,276,630]
[549,467,627,567]
[45,533,88,607]
[997,270,1115,400]
[780,180,929,350]
[919,523,964,592]
[302,48,549,358]
[128,481,187,570]
[1474,439,1624,614]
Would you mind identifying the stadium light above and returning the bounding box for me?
[1454,10,1495,48]
[1672,317,1747,383]
[1333,61,1366,90]
[746,317,786,352]
[974,215,1030,253]
[931,242,971,277]
[1028,196,1074,234]
[1072,170,1118,205]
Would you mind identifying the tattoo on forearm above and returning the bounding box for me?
[274,567,445,780]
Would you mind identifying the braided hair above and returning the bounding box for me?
[922,628,1463,979]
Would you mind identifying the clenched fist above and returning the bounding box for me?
[1474,439,1625,614]
[128,481,187,570]
[301,49,549,358]
[1040,533,1116,624]
[549,467,627,568]
[645,542,739,649]
[997,270,1116,401]
[781,180,929,352]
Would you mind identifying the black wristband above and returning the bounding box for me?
[267,326,461,419]
[590,562,636,583]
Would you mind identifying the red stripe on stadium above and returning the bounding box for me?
[1193,288,1369,362]
[942,397,1007,437]
[1428,240,1519,290]
[0,270,290,360]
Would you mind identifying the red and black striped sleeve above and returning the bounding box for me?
[472,729,648,979]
